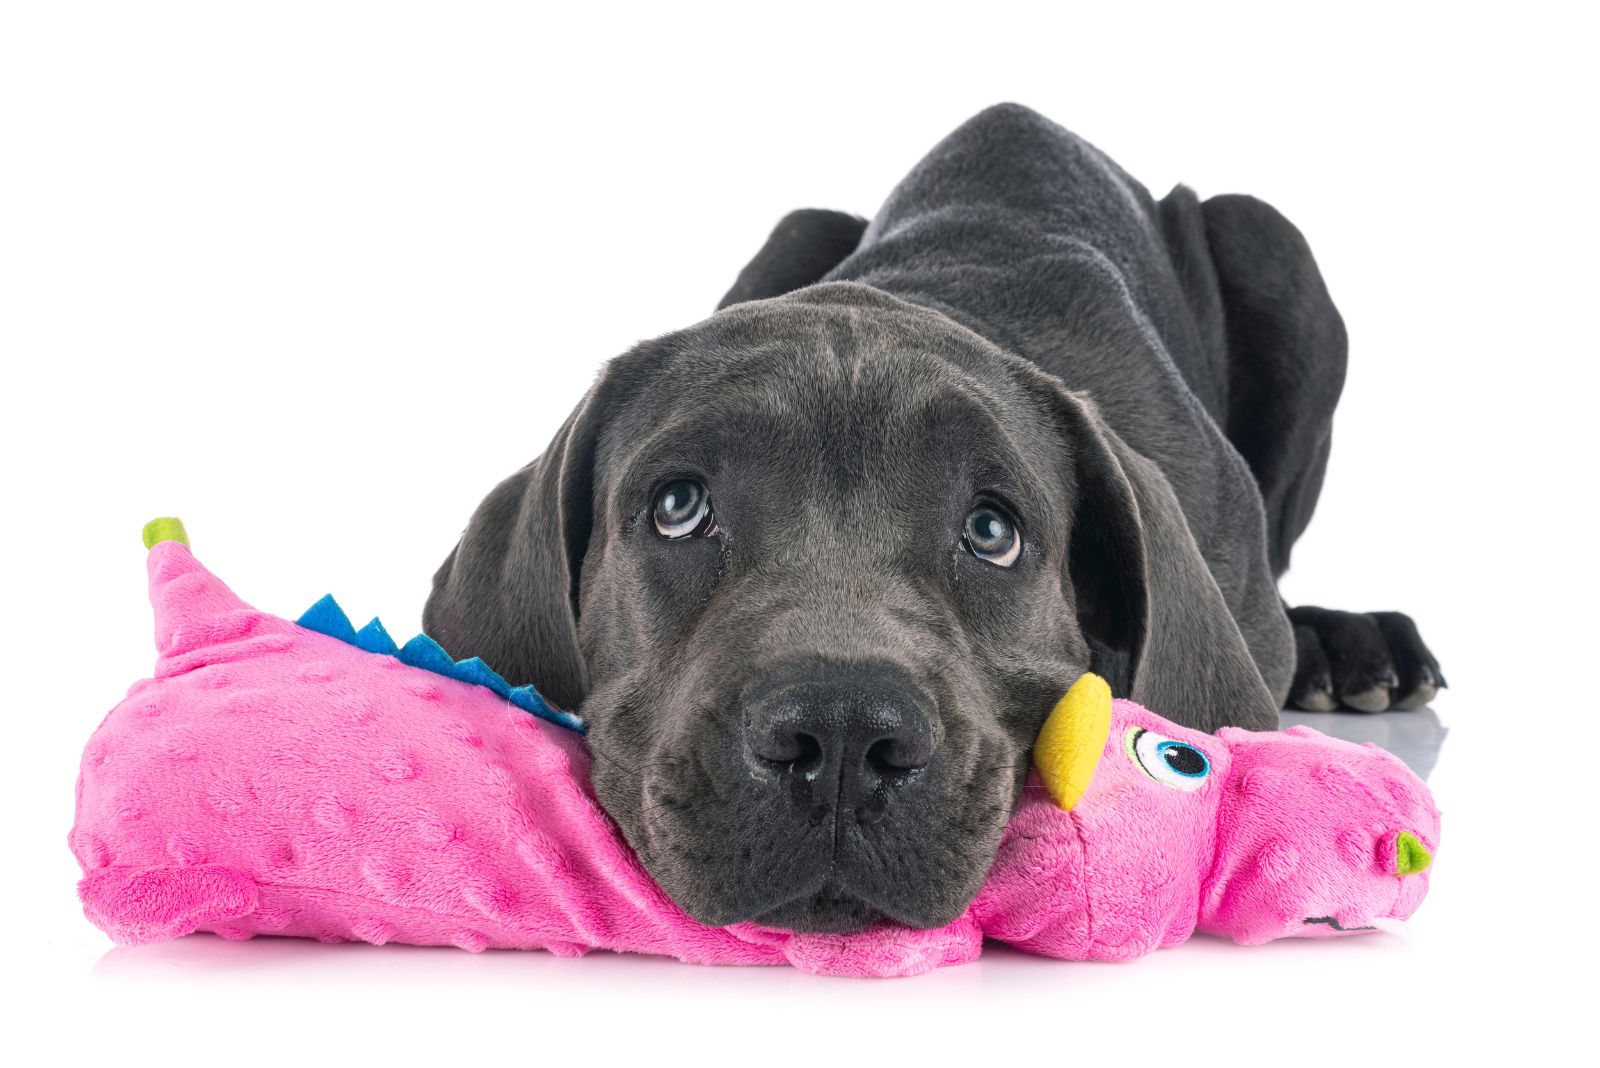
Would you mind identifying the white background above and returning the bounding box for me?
[3,2,1594,1064]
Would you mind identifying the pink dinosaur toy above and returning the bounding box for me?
[71,521,1438,977]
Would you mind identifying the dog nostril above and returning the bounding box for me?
[789,733,823,774]
[865,737,928,777]
[743,664,938,806]
[753,730,824,775]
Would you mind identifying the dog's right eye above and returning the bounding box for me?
[653,479,718,539]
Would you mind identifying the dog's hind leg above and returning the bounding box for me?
[1178,191,1444,713]
[1190,191,1348,575]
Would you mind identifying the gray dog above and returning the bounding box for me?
[423,104,1444,934]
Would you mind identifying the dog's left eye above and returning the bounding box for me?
[963,502,1021,567]
[653,479,718,539]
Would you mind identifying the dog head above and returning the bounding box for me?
[425,283,1277,932]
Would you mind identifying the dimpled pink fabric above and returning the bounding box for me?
[71,540,1438,977]
[973,700,1439,959]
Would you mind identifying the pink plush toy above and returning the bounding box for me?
[71,521,1439,977]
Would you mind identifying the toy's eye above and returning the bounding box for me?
[1125,727,1210,791]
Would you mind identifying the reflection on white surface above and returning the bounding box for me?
[1280,705,1448,779]
[90,923,1417,987]
[70,920,1452,1066]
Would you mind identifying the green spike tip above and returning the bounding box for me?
[142,517,190,550]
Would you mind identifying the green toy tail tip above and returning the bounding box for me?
[142,517,189,550]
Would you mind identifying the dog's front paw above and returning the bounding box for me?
[1286,607,1445,712]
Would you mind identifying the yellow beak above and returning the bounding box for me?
[1032,672,1113,811]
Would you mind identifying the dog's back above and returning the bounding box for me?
[825,104,1288,675]
[831,104,1219,403]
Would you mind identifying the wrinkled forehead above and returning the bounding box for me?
[597,293,1067,512]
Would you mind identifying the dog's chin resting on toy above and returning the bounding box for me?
[752,889,884,934]
[69,525,1438,977]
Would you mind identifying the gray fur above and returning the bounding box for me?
[425,104,1360,932]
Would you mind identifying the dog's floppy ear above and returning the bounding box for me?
[1055,386,1279,732]
[423,381,610,711]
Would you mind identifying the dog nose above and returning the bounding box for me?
[744,665,937,814]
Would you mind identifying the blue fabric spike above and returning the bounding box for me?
[297,595,358,645]
[508,686,584,732]
[508,687,544,716]
[354,617,399,656]
[397,633,457,675]
[448,657,512,698]
[299,590,584,733]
